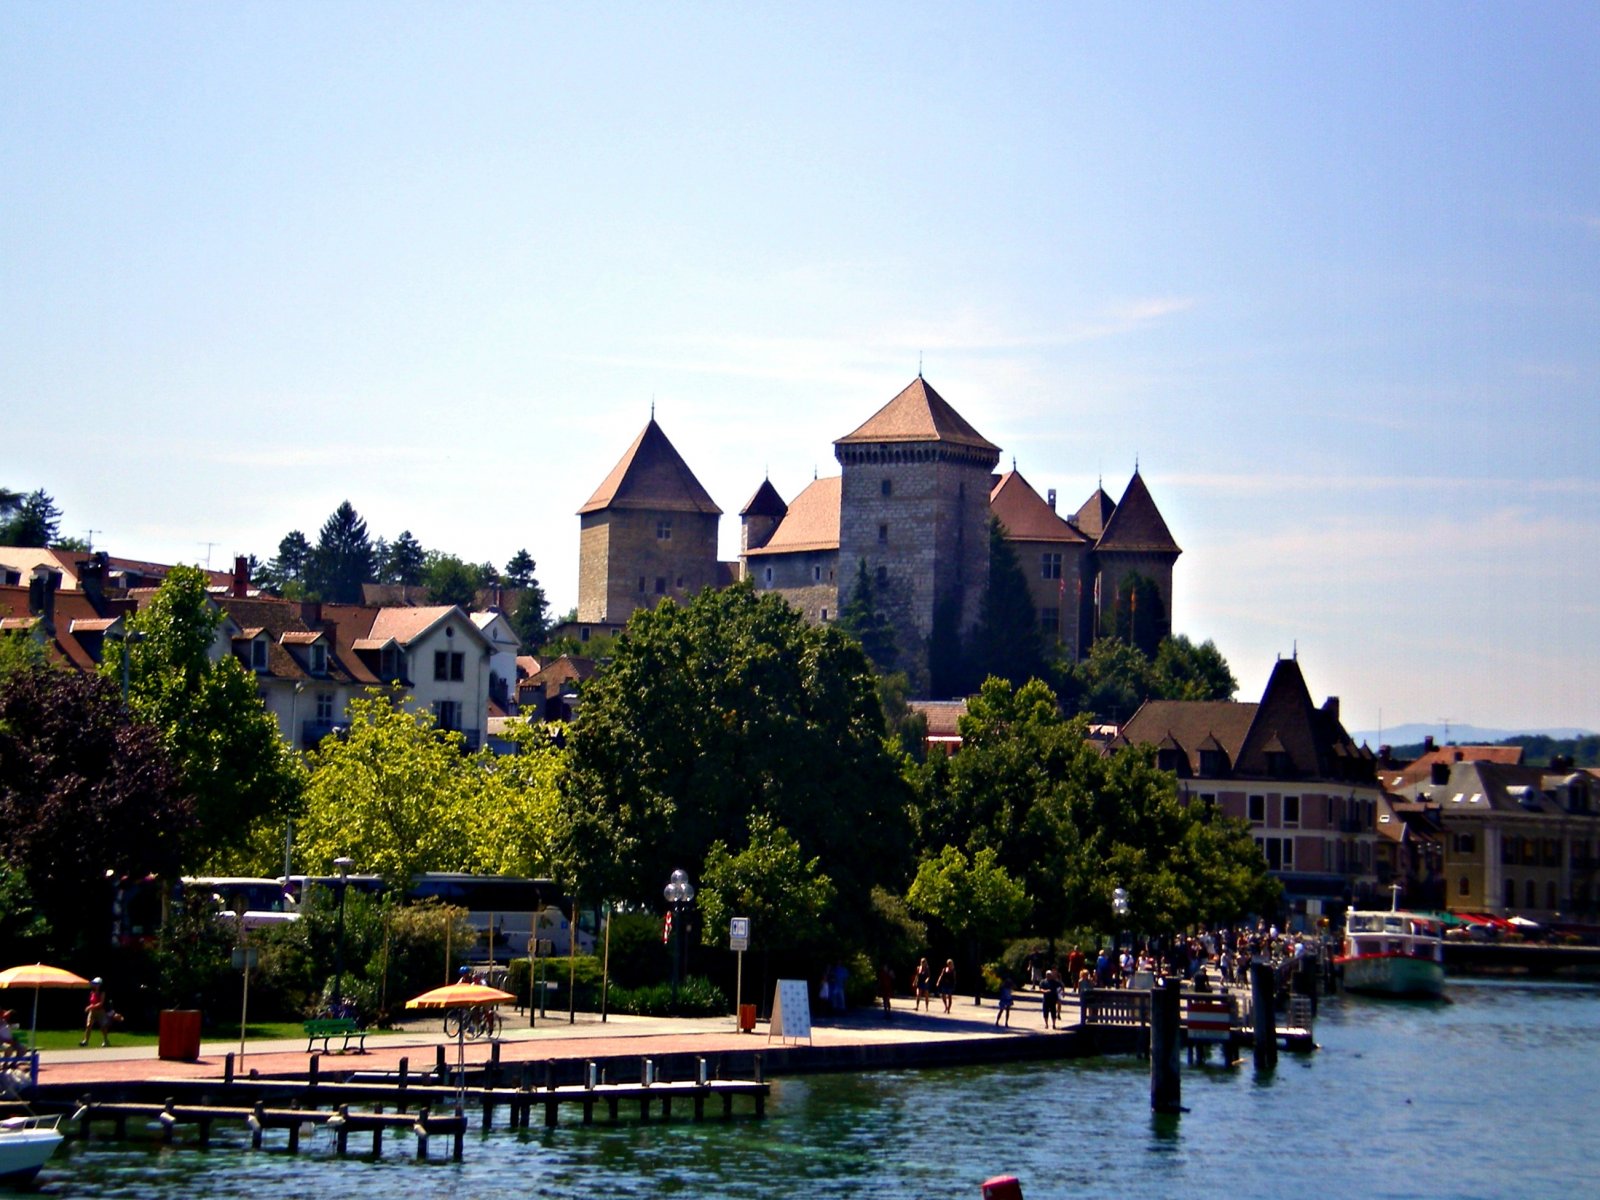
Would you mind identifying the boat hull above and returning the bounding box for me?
[0,1125,63,1183]
[1337,952,1445,998]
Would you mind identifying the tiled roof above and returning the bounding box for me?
[1385,745,1525,787]
[989,471,1088,544]
[740,478,788,519]
[367,606,459,644]
[909,699,968,739]
[744,477,842,556]
[1096,471,1181,554]
[578,419,722,516]
[835,377,999,451]
[1120,699,1258,772]
[1072,488,1116,540]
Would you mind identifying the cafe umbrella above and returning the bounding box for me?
[0,963,93,1044]
[405,980,514,1109]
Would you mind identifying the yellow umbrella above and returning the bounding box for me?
[0,963,93,1043]
[406,981,514,1110]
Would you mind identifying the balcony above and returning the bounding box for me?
[299,720,345,750]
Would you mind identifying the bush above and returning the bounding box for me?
[1000,937,1051,982]
[606,974,727,1017]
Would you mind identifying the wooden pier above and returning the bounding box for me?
[51,1053,768,1162]
[1077,985,1316,1058]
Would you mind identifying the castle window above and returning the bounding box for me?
[820,608,829,622]
[655,577,666,594]
[676,576,683,589]
[657,520,672,541]
[813,566,821,582]
[878,524,888,544]
[881,479,892,497]
[1039,607,1059,636]
[876,566,887,587]
[638,577,646,593]
[1041,553,1062,581]
[764,567,773,585]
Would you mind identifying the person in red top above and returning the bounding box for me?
[81,978,112,1047]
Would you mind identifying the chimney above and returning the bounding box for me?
[1322,696,1340,723]
[232,556,250,599]
[1423,735,1435,752]
[27,567,61,633]
[79,551,109,610]
[300,600,322,628]
[1430,762,1450,785]
[1047,488,1057,512]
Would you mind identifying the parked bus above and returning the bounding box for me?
[183,877,299,929]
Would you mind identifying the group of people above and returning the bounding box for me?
[908,957,958,1014]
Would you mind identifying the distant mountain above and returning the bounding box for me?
[1349,722,1597,747]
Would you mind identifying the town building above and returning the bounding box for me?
[1116,656,1383,915]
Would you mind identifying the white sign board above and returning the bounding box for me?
[768,978,812,1044]
[729,916,750,952]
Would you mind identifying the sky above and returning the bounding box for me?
[4,3,1598,736]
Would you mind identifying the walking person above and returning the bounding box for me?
[912,957,931,1011]
[936,959,956,1014]
[1041,968,1061,1029]
[81,977,113,1047]
[995,978,1014,1027]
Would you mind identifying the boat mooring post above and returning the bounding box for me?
[1250,960,1277,1070]
[1149,977,1182,1114]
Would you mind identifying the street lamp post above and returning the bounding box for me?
[332,856,354,1013]
[663,869,695,1014]
[1112,886,1130,971]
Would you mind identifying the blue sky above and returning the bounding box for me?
[4,3,1597,733]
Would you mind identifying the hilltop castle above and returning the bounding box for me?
[573,377,1180,691]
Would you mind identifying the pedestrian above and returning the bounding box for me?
[1041,969,1060,1028]
[81,977,113,1047]
[936,959,956,1014]
[877,963,895,1015]
[0,1010,17,1053]
[831,962,848,1013]
[912,957,931,1011]
[995,978,1014,1027]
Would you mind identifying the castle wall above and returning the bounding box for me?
[578,509,720,624]
[1093,551,1176,642]
[1016,539,1088,661]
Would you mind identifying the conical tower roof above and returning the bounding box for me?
[739,478,788,519]
[1096,471,1180,554]
[1074,487,1117,539]
[578,419,722,515]
[835,377,999,452]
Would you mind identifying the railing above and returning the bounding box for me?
[1080,990,1151,1026]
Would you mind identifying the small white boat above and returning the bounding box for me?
[0,1115,62,1184]
[1335,901,1446,999]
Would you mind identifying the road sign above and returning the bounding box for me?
[729,917,750,952]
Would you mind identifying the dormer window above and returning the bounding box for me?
[311,642,328,676]
[251,638,268,672]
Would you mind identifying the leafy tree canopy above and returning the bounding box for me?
[423,552,481,610]
[559,583,914,944]
[697,812,835,955]
[115,565,303,870]
[0,660,189,958]
[906,843,1029,970]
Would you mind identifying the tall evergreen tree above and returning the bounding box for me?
[261,529,312,593]
[836,559,898,674]
[972,518,1047,688]
[306,502,375,603]
[927,592,967,700]
[504,549,537,588]
[0,489,62,547]
[383,530,427,586]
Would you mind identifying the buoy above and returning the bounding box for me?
[981,1175,1024,1200]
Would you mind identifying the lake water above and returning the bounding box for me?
[42,979,1600,1199]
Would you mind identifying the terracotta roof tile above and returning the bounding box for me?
[1073,488,1116,539]
[835,377,999,452]
[578,419,722,516]
[744,477,841,556]
[989,470,1088,544]
[739,478,788,519]
[1095,471,1181,554]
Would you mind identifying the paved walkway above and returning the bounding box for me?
[32,996,1086,1090]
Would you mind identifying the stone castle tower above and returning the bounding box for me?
[575,417,722,625]
[833,376,1000,686]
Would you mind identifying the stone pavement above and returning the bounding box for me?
[32,995,1086,1090]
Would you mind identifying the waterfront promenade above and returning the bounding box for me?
[31,993,1090,1093]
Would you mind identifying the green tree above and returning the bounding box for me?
[559,584,914,948]
[0,489,62,547]
[306,502,375,603]
[380,531,427,587]
[504,549,537,588]
[423,553,480,609]
[927,591,967,700]
[835,559,898,674]
[115,565,304,869]
[906,844,1029,993]
[1152,635,1237,701]
[698,812,835,956]
[1071,636,1157,723]
[297,692,563,887]
[972,518,1047,689]
[0,660,189,958]
[260,529,312,595]
[1102,571,1165,657]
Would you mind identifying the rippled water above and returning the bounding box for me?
[42,980,1599,1199]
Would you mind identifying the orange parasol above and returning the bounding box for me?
[0,963,93,1043]
[405,982,514,1009]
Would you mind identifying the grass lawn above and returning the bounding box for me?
[23,1020,364,1051]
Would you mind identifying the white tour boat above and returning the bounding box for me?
[1335,896,1446,999]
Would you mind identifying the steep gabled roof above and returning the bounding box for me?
[739,478,788,519]
[744,476,841,556]
[835,377,999,451]
[1096,471,1180,554]
[1073,487,1117,539]
[1120,698,1259,775]
[578,419,722,516]
[990,470,1088,544]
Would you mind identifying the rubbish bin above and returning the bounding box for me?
[158,1009,202,1061]
[739,1004,757,1033]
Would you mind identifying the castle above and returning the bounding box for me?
[573,377,1180,692]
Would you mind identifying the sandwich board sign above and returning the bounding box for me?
[768,979,812,1045]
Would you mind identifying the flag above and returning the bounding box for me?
[662,910,674,944]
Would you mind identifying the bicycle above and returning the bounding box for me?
[442,1005,503,1040]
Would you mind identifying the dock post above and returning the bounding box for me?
[76,1095,92,1142]
[1150,977,1182,1114]
[224,1052,235,1085]
[398,1055,409,1104]
[334,1105,350,1157]
[435,1044,447,1083]
[250,1101,265,1149]
[308,1054,320,1088]
[414,1105,430,1161]
[1250,960,1278,1070]
[373,1103,384,1156]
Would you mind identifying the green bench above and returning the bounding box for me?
[303,1017,368,1054]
